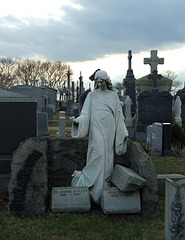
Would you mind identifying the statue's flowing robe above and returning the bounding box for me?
[71,88,128,203]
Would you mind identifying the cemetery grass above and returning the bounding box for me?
[0,192,165,240]
[1,155,185,240]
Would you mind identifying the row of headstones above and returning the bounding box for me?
[123,92,183,142]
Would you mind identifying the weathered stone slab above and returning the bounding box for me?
[126,140,158,217]
[101,187,141,214]
[165,178,185,240]
[51,187,91,212]
[111,164,146,192]
[8,137,48,216]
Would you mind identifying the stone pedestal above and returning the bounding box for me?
[59,111,66,137]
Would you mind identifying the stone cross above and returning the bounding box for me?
[144,50,164,73]
[148,70,162,91]
[30,76,38,86]
[41,77,48,87]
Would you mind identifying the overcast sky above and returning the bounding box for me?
[1,0,185,88]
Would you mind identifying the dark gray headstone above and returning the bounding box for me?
[38,112,49,136]
[0,88,37,157]
[135,90,173,140]
[162,123,172,155]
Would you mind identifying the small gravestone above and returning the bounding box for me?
[165,178,185,239]
[42,107,54,123]
[111,164,146,192]
[151,122,163,156]
[101,187,141,214]
[38,112,49,136]
[51,187,91,212]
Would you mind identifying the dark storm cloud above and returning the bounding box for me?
[0,0,185,61]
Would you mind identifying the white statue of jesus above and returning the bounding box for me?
[71,70,128,203]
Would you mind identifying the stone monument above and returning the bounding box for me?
[123,50,136,116]
[135,59,173,141]
[71,70,129,204]
[8,136,158,217]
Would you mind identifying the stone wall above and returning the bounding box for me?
[8,136,158,217]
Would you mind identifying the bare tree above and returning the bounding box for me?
[0,58,17,88]
[39,61,72,88]
[162,70,183,95]
[0,58,73,90]
[15,59,42,85]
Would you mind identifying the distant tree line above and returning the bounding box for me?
[0,57,73,89]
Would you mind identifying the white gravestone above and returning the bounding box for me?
[151,122,163,156]
[124,96,133,127]
[111,164,146,192]
[174,96,182,127]
[165,178,185,240]
[51,187,91,212]
[101,187,141,214]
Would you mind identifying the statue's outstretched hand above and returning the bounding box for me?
[69,116,79,125]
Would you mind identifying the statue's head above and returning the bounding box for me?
[92,70,113,90]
